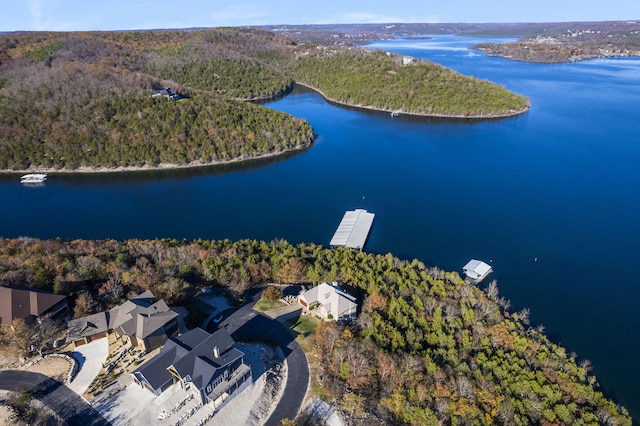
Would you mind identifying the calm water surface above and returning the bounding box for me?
[2,35,640,418]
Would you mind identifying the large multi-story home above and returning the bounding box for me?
[298,282,358,321]
[67,290,179,350]
[132,327,252,409]
[0,286,70,327]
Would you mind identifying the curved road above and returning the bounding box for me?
[0,289,308,426]
[0,370,110,426]
[219,288,309,426]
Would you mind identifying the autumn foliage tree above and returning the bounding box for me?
[262,285,283,301]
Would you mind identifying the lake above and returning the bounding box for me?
[2,34,640,419]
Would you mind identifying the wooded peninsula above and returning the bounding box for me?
[0,237,631,425]
[0,27,528,173]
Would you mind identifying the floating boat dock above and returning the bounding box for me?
[462,259,492,284]
[330,209,375,250]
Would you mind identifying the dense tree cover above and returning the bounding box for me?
[144,39,293,99]
[0,27,535,171]
[0,29,309,171]
[0,62,312,169]
[288,48,529,117]
[0,237,631,425]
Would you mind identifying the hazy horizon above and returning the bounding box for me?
[4,0,639,32]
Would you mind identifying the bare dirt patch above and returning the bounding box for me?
[24,356,70,382]
[0,403,15,426]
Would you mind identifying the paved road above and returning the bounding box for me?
[0,370,110,426]
[220,288,310,426]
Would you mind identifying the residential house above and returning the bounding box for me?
[108,290,179,351]
[67,311,109,346]
[152,87,182,101]
[298,282,357,321]
[0,286,69,327]
[67,290,179,350]
[132,328,252,408]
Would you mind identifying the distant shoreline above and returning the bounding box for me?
[294,82,529,119]
[1,144,312,175]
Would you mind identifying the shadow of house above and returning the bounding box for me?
[67,291,179,351]
[132,328,252,408]
[0,286,70,327]
[230,313,297,359]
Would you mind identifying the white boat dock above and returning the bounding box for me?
[462,259,492,284]
[330,209,375,250]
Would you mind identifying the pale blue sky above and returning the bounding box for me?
[4,0,640,32]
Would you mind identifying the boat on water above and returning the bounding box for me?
[390,111,400,117]
[20,173,48,184]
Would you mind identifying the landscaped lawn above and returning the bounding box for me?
[289,315,320,335]
[253,299,287,312]
[285,315,320,353]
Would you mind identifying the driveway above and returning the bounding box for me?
[220,288,310,426]
[0,370,109,426]
[67,337,109,396]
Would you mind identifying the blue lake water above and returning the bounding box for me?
[1,34,640,418]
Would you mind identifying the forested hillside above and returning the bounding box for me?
[0,29,311,171]
[288,48,529,117]
[0,27,531,172]
[0,237,631,425]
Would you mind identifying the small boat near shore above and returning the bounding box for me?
[20,173,48,184]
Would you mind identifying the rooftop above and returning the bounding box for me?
[329,209,375,250]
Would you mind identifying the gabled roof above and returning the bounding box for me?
[68,290,178,342]
[133,327,244,392]
[0,286,67,326]
[299,282,357,319]
[171,328,243,390]
[463,259,492,280]
[108,291,177,339]
[134,337,190,390]
[67,311,109,341]
[108,290,156,330]
[136,309,179,339]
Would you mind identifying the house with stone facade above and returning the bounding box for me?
[68,290,179,350]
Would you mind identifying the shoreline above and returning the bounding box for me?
[294,82,529,119]
[1,144,312,175]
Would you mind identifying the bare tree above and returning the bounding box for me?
[485,280,499,300]
[73,291,96,318]
[30,318,62,357]
[517,307,531,325]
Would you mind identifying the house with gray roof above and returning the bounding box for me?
[132,328,252,408]
[298,282,357,321]
[67,290,179,350]
[67,311,109,346]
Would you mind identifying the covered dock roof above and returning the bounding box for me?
[330,209,375,250]
[462,259,493,283]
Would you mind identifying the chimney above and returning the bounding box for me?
[213,346,220,358]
